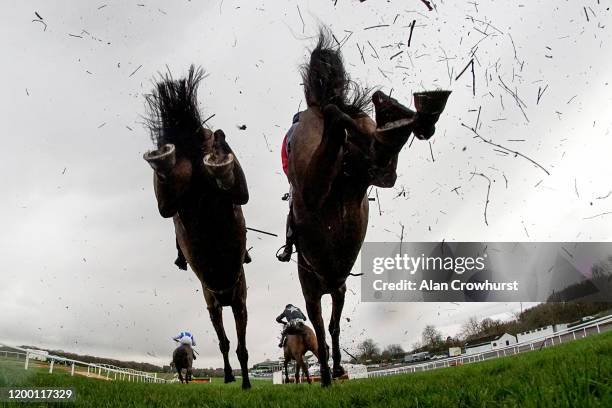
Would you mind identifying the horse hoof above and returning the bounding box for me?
[332,365,346,379]
[143,144,176,174]
[242,380,252,390]
[225,374,236,383]
[414,123,436,140]
[373,91,416,129]
[320,369,332,387]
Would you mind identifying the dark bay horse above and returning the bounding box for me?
[143,66,251,389]
[288,30,449,386]
[283,324,319,384]
[172,344,194,384]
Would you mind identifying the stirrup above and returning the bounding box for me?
[276,245,293,262]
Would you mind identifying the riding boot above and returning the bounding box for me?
[277,211,295,262]
[175,238,188,270]
[278,333,286,348]
[192,350,196,361]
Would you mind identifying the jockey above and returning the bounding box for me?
[277,112,301,262]
[276,303,307,347]
[173,331,197,360]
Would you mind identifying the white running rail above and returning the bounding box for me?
[0,343,167,383]
[368,314,612,378]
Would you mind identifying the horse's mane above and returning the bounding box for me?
[300,27,371,117]
[144,65,206,161]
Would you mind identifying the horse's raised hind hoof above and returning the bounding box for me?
[332,365,346,379]
[224,373,236,383]
[372,91,414,128]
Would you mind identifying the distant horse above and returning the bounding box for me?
[143,66,251,389]
[288,29,449,386]
[283,324,319,384]
[173,344,194,384]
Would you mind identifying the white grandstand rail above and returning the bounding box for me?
[0,343,167,383]
[368,313,612,378]
[2,350,27,360]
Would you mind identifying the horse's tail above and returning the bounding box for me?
[144,65,206,160]
[300,27,371,117]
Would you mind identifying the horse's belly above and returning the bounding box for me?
[173,213,245,288]
[296,202,368,277]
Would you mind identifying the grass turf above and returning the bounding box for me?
[1,331,611,407]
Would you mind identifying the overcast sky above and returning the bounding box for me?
[1,0,611,369]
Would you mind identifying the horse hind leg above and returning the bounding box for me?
[176,367,184,384]
[305,296,332,387]
[294,360,301,384]
[232,294,252,390]
[207,305,235,383]
[283,358,290,384]
[298,355,311,385]
[329,285,347,378]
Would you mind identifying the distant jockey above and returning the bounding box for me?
[173,331,197,360]
[277,112,301,262]
[276,303,307,347]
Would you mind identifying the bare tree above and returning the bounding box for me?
[479,318,504,336]
[460,316,481,339]
[421,325,442,346]
[357,338,380,362]
[383,344,405,360]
